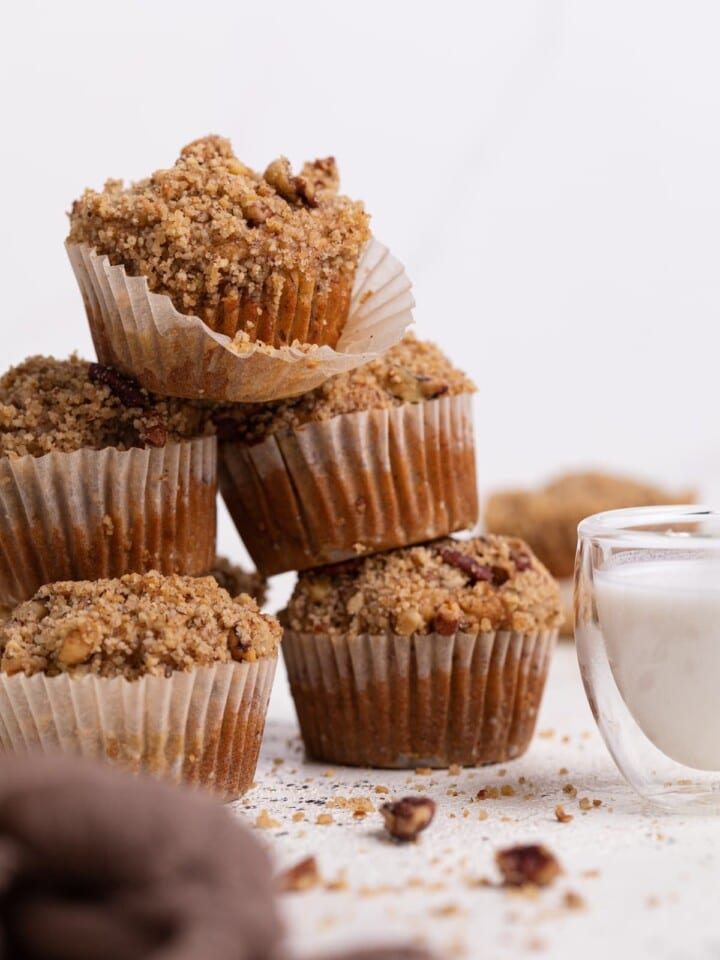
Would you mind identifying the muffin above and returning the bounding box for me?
[216,334,478,575]
[0,355,216,609]
[205,555,267,606]
[68,135,371,349]
[282,534,561,768]
[0,571,281,798]
[485,470,695,634]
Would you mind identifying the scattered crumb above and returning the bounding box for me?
[326,796,375,814]
[555,804,573,823]
[431,904,462,918]
[323,768,336,778]
[593,799,602,808]
[316,813,334,826]
[538,729,554,739]
[278,856,320,893]
[563,890,586,911]
[563,784,577,798]
[579,797,592,811]
[255,809,281,829]
[477,786,500,800]
[559,767,569,775]
[478,809,489,821]
[448,764,463,776]
[292,811,305,823]
[415,767,433,776]
[325,869,349,892]
[497,768,508,776]
[374,785,390,794]
[273,757,284,765]
[500,784,516,797]
[582,869,601,879]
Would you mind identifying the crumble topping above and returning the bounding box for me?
[214,334,475,445]
[0,571,281,680]
[205,556,267,606]
[0,356,212,459]
[285,535,562,638]
[485,471,695,579]
[68,135,370,322]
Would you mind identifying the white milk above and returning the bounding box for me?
[595,557,720,771]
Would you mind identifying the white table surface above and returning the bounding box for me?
[233,642,720,960]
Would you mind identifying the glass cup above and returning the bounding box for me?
[575,505,720,812]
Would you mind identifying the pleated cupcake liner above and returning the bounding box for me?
[0,436,217,609]
[219,393,478,576]
[197,266,354,348]
[282,629,556,768]
[65,237,414,403]
[0,658,276,800]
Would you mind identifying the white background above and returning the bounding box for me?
[2,0,719,547]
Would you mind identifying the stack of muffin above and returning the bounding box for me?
[0,135,562,797]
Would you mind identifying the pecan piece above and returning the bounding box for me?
[510,550,532,572]
[89,363,147,409]
[141,416,168,448]
[437,547,493,584]
[300,156,339,194]
[277,855,320,893]
[263,157,317,207]
[381,796,436,842]
[495,844,562,887]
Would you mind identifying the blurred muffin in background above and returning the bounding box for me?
[205,555,267,607]
[485,470,696,635]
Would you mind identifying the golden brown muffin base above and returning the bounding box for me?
[282,629,555,768]
[0,437,216,608]
[219,393,478,576]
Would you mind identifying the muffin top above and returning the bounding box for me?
[0,355,212,459]
[485,471,695,579]
[205,555,267,607]
[68,135,371,320]
[285,535,562,638]
[214,334,475,444]
[0,571,281,680]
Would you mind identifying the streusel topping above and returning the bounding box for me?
[0,356,212,459]
[214,334,475,444]
[0,572,281,680]
[205,556,267,607]
[68,135,370,319]
[285,535,562,638]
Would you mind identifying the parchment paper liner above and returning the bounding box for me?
[0,658,276,800]
[66,238,414,402]
[219,393,478,576]
[282,629,556,768]
[0,436,217,609]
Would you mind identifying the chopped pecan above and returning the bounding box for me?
[438,547,493,584]
[384,367,449,403]
[263,157,317,207]
[89,363,147,409]
[243,200,273,226]
[141,416,168,448]
[495,844,562,887]
[510,550,532,572]
[381,796,436,842]
[434,604,460,636]
[277,855,320,893]
[300,157,339,194]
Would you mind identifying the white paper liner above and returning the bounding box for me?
[66,238,415,402]
[282,629,556,768]
[0,437,217,608]
[219,393,478,576]
[0,658,276,799]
